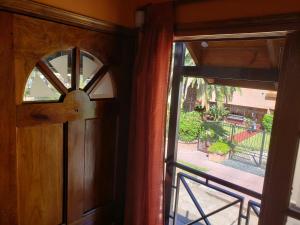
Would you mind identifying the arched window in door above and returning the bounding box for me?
[23,48,116,102]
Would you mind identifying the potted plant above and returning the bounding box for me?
[208,141,230,163]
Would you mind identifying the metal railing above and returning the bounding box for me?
[170,162,262,225]
[246,200,261,225]
[195,121,270,167]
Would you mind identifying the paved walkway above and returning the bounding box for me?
[177,142,264,198]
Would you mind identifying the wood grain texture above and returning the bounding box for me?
[0,0,134,35]
[186,38,285,69]
[71,47,80,91]
[259,31,300,224]
[69,206,114,225]
[67,120,85,223]
[0,11,17,225]
[84,118,117,212]
[17,124,63,225]
[175,13,300,38]
[13,14,125,104]
[17,90,117,127]
[10,13,135,225]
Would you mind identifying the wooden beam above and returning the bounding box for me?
[0,0,134,35]
[180,65,278,82]
[185,42,202,65]
[267,39,277,67]
[175,13,300,39]
[177,31,287,42]
[17,91,117,127]
[212,79,277,91]
[185,39,285,69]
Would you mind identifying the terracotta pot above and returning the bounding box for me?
[208,152,229,163]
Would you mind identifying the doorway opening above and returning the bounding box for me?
[165,34,285,225]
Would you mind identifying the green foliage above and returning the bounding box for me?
[201,121,229,143]
[262,114,273,132]
[179,111,230,143]
[208,141,231,155]
[181,76,241,115]
[179,111,202,142]
[207,105,229,121]
[178,160,209,172]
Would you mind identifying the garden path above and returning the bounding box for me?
[232,129,260,143]
[177,143,264,201]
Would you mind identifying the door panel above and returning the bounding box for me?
[68,120,86,223]
[13,13,133,225]
[84,117,117,212]
[17,124,63,225]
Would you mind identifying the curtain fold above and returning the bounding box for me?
[124,2,174,225]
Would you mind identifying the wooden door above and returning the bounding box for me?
[14,15,133,225]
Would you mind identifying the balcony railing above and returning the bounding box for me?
[169,162,262,225]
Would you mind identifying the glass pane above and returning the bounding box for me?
[80,50,103,89]
[184,47,196,66]
[89,73,114,99]
[23,67,61,102]
[44,49,72,89]
[290,142,300,209]
[286,217,300,225]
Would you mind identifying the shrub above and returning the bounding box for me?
[179,111,202,142]
[208,141,231,155]
[262,114,273,132]
[207,105,229,121]
[202,121,229,143]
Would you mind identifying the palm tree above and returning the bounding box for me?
[182,77,241,113]
[181,48,241,113]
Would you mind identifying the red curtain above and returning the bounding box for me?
[125,2,174,225]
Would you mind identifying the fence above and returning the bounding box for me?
[169,162,261,225]
[197,121,270,167]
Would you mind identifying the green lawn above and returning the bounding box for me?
[221,122,271,152]
[239,131,271,151]
[178,160,209,172]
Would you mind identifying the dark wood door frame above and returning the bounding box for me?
[165,13,300,225]
[175,13,300,40]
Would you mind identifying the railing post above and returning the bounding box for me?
[230,124,235,159]
[237,198,244,225]
[231,124,234,142]
[245,202,251,225]
[259,130,266,166]
[173,174,181,225]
